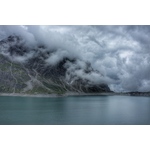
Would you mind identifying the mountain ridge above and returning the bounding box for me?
[0,35,111,94]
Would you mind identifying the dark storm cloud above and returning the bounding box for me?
[0,25,150,92]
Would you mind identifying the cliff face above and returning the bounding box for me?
[0,36,111,94]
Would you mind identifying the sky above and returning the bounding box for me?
[0,25,150,92]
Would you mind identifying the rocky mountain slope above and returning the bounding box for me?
[0,35,111,94]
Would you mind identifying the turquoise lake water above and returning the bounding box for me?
[0,95,150,125]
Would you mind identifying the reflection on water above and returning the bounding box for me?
[0,95,150,125]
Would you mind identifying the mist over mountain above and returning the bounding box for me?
[0,25,150,93]
[0,35,110,94]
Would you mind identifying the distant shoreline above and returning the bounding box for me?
[0,92,150,98]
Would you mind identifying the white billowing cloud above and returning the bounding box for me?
[0,25,37,47]
[46,49,69,65]
[0,25,150,92]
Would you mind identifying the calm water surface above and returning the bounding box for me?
[0,95,150,125]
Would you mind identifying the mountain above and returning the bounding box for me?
[0,35,111,95]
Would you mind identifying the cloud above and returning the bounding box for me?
[0,25,150,92]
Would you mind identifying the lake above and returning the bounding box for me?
[0,95,150,125]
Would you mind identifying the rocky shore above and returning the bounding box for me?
[0,91,150,98]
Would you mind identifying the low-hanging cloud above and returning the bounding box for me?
[0,25,150,92]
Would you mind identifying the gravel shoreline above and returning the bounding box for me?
[0,92,115,98]
[0,92,150,98]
